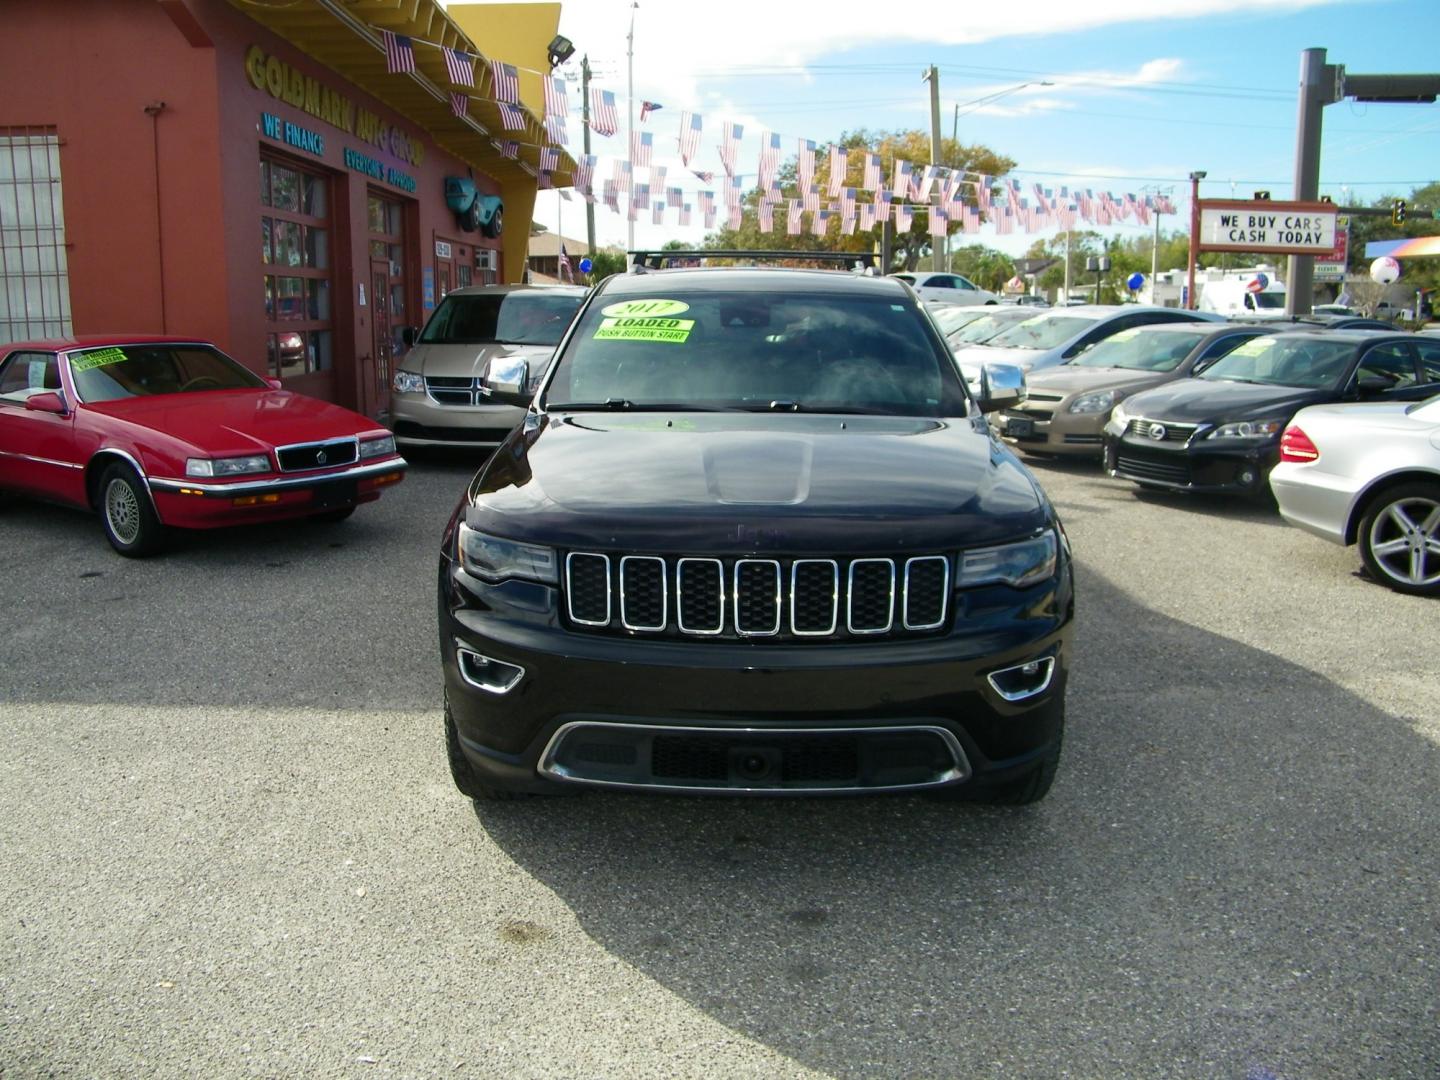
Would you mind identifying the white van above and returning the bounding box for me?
[1197,276,1287,319]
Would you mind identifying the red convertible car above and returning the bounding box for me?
[0,336,406,556]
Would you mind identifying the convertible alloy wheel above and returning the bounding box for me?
[1358,484,1440,597]
[98,463,166,558]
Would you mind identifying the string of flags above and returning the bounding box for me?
[375,26,1178,239]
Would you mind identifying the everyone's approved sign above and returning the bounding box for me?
[1197,200,1338,254]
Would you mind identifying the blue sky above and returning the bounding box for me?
[481,0,1440,255]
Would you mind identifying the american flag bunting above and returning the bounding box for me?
[892,160,912,201]
[498,103,526,131]
[546,117,568,145]
[719,122,743,177]
[679,111,703,164]
[589,89,618,136]
[632,182,650,210]
[759,131,782,191]
[758,201,774,233]
[381,30,415,75]
[540,147,559,172]
[667,186,683,208]
[862,152,881,192]
[798,140,816,189]
[895,203,912,231]
[859,203,876,230]
[928,206,948,237]
[544,76,568,119]
[652,201,665,224]
[445,48,475,87]
[679,203,692,227]
[612,159,632,191]
[574,154,594,190]
[630,130,653,167]
[828,145,847,196]
[786,200,802,236]
[490,61,519,105]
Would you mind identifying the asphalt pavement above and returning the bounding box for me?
[1,448,1436,1078]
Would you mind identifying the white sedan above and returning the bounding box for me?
[893,271,1000,306]
[1270,395,1440,596]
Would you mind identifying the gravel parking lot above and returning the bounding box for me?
[1,450,1436,1078]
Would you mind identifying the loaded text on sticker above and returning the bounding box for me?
[594,316,694,343]
[599,299,690,318]
[70,348,129,371]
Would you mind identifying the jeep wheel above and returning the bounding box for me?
[445,696,525,801]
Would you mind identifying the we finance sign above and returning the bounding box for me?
[1198,200,1339,255]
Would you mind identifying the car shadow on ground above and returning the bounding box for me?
[470,566,1440,1079]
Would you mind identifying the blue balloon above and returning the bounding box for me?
[1126,272,1145,291]
[578,257,593,274]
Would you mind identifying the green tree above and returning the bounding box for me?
[703,129,1014,271]
[582,250,626,284]
[949,245,1015,292]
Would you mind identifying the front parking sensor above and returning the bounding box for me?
[456,645,525,694]
[987,655,1056,702]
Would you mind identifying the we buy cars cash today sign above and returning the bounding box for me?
[1197,200,1339,255]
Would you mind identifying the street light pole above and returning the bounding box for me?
[924,65,943,271]
[626,3,637,259]
[582,53,595,256]
[1187,170,1206,310]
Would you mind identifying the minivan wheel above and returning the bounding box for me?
[99,463,166,557]
[445,696,525,801]
[1357,482,1440,597]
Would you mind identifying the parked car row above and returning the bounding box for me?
[948,300,1440,596]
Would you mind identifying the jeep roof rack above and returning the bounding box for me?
[627,249,879,272]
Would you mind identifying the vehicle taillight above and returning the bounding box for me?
[1279,425,1319,462]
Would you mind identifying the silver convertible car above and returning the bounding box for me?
[1270,394,1440,597]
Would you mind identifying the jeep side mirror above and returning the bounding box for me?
[24,391,67,415]
[480,356,532,407]
[978,363,1025,413]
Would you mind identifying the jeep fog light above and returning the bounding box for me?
[456,645,525,694]
[987,656,1056,702]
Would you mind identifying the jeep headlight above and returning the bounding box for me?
[185,454,271,477]
[1068,390,1116,414]
[957,531,1058,589]
[458,523,558,584]
[393,370,424,394]
[1207,418,1285,440]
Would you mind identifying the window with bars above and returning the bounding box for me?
[0,129,71,346]
[261,156,333,378]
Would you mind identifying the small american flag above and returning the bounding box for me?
[698,190,714,217]
[839,215,857,236]
[540,146,559,172]
[727,204,742,230]
[863,152,881,192]
[828,145,847,196]
[667,186,683,208]
[630,130,653,167]
[928,206,948,238]
[449,93,468,118]
[632,182,650,210]
[841,187,856,217]
[590,89,618,136]
[703,199,717,229]
[381,30,415,75]
[811,209,830,237]
[499,140,519,159]
[891,160,912,201]
[679,203,692,227]
[574,154,595,191]
[758,131,782,190]
[719,122,743,177]
[544,76,568,119]
[678,111,703,165]
[603,180,619,211]
[612,159,632,191]
[798,140,816,189]
[758,201,774,234]
[895,203,913,231]
[445,48,475,87]
[538,171,552,190]
[546,117,568,145]
[490,61,519,105]
[640,100,662,122]
[498,103,526,131]
[802,183,820,213]
[558,188,573,202]
[859,203,876,230]
[650,164,667,190]
[874,192,892,223]
[691,169,714,184]
[652,201,665,224]
[786,200,802,236]
[723,176,743,206]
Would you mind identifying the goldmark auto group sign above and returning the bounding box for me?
[1197,200,1339,255]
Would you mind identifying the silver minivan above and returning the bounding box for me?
[390,284,586,448]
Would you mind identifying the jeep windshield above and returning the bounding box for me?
[544,289,969,416]
[420,291,584,347]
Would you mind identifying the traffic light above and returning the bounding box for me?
[1392,199,1407,225]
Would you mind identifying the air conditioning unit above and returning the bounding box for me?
[475,249,498,271]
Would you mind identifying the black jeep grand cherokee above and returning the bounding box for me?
[439,267,1074,804]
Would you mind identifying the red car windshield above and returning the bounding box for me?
[68,344,266,403]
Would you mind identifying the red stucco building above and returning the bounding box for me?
[1,0,569,418]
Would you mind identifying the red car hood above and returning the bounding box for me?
[85,390,382,455]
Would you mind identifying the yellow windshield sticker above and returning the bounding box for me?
[71,347,129,371]
[593,316,695,343]
[600,299,690,318]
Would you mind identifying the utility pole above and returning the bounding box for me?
[923,65,943,271]
[581,54,595,256]
[626,3,637,258]
[1187,170,1206,310]
[1063,230,1071,301]
[1287,48,1335,316]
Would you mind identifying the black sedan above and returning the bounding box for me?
[1104,331,1440,497]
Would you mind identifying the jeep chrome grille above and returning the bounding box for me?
[564,553,950,640]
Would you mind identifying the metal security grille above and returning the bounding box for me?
[0,129,71,345]
[564,552,951,641]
